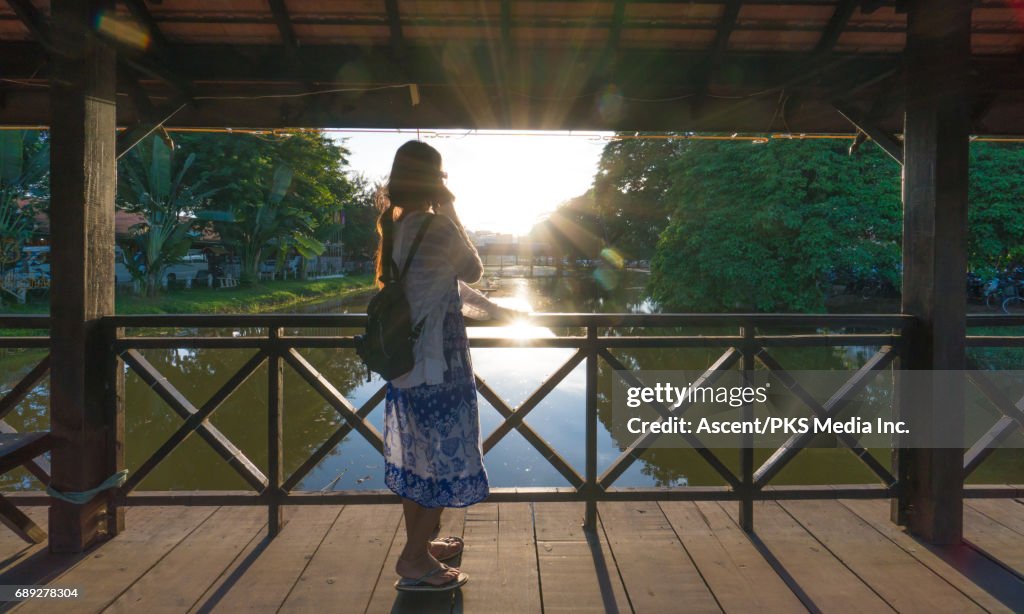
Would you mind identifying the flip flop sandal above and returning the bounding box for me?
[432,536,465,562]
[394,564,469,593]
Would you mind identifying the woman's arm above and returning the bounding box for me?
[459,280,525,321]
[436,203,484,283]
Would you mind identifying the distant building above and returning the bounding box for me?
[468,230,516,249]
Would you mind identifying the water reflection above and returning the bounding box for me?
[2,270,1022,491]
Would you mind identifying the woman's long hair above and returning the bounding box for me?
[374,141,452,287]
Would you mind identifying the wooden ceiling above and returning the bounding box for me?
[1,1,1023,133]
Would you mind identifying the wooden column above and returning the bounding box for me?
[892,0,970,545]
[267,328,285,536]
[48,0,121,552]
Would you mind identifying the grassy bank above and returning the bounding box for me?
[1,274,375,318]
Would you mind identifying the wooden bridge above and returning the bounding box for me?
[2,0,1024,611]
[0,498,1021,612]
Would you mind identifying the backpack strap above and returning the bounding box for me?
[379,206,398,285]
[397,214,435,281]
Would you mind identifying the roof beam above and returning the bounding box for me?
[710,0,742,61]
[108,44,194,101]
[594,0,627,77]
[4,0,193,103]
[814,0,858,56]
[120,0,171,57]
[383,0,405,59]
[267,0,299,52]
[117,66,185,158]
[6,42,1024,95]
[834,103,903,164]
[5,0,59,55]
[5,0,187,103]
[692,0,742,110]
[500,0,512,50]
[607,0,627,51]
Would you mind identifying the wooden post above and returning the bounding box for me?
[268,327,285,536]
[892,0,970,545]
[48,0,121,552]
[738,325,755,532]
[105,324,125,536]
[583,325,598,532]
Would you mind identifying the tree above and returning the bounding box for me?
[178,131,354,284]
[340,175,381,263]
[592,134,687,260]
[649,139,903,312]
[0,131,48,268]
[968,142,1024,272]
[207,165,325,284]
[117,136,217,296]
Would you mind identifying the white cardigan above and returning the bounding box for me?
[388,212,499,388]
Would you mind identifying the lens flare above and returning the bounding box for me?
[597,84,625,123]
[600,247,625,270]
[593,266,620,291]
[94,10,151,51]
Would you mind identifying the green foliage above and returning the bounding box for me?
[649,139,903,312]
[0,131,48,265]
[118,136,217,296]
[968,142,1024,272]
[640,137,1024,312]
[340,174,382,261]
[179,131,352,284]
[592,135,686,259]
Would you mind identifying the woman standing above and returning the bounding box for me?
[377,141,489,592]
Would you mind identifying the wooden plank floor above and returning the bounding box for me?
[0,499,1020,613]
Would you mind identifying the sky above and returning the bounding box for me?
[330,129,612,236]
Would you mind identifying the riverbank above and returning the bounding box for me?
[1,274,375,318]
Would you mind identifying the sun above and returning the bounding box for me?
[465,280,550,340]
[337,129,611,236]
[429,131,610,236]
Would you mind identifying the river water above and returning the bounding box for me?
[2,266,1021,491]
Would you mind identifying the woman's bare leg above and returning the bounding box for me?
[396,499,460,584]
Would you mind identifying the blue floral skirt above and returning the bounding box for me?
[383,291,489,508]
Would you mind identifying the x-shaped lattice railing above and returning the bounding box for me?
[475,348,588,489]
[751,346,897,488]
[598,347,743,490]
[963,362,1024,477]
[602,344,900,493]
[119,346,390,496]
[121,349,268,492]
[0,353,52,484]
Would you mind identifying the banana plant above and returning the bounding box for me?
[118,136,217,296]
[0,131,48,271]
[202,164,324,285]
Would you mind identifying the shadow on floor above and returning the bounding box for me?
[0,544,88,613]
[937,539,1024,612]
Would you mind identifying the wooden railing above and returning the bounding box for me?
[965,314,1024,478]
[1,313,1022,535]
[0,317,51,488]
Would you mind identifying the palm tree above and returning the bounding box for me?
[208,165,324,285]
[118,136,217,296]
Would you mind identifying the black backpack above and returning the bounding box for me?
[355,214,435,381]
